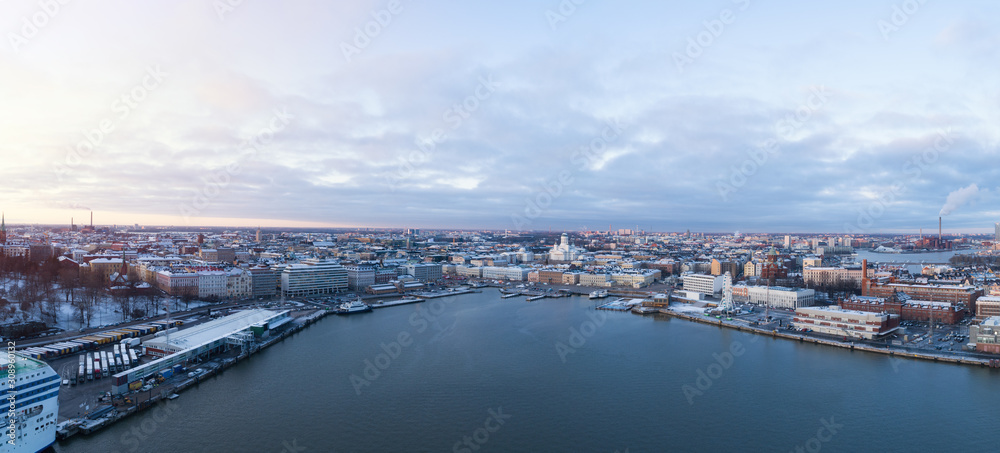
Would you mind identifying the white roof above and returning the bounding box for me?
[145,309,285,350]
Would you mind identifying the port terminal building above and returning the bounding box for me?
[793,306,900,340]
[110,309,290,395]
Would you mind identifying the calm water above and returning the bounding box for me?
[57,292,1000,452]
[854,249,981,274]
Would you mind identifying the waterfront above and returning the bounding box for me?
[57,291,1000,452]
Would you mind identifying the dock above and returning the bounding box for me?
[597,298,646,311]
[371,298,423,309]
[56,308,335,442]
[645,308,999,368]
[416,288,479,299]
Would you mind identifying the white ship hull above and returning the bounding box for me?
[2,354,59,453]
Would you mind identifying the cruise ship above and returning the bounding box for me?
[2,353,60,453]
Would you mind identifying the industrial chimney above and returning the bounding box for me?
[861,259,868,288]
[939,216,942,243]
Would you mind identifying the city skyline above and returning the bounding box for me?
[3,0,999,232]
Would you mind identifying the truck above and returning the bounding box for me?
[76,356,85,385]
[100,351,110,377]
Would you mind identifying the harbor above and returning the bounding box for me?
[52,305,333,443]
[51,289,1000,453]
[51,285,491,446]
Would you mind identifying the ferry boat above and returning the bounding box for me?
[589,290,608,299]
[2,353,60,453]
[336,300,373,314]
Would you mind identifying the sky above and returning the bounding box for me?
[1,0,998,233]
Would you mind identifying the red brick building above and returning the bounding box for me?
[839,294,967,324]
[860,259,981,311]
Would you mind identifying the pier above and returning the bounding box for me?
[371,298,423,309]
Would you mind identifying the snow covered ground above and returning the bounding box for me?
[2,285,221,332]
[669,303,709,314]
[49,298,219,331]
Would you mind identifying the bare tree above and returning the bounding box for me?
[78,271,103,327]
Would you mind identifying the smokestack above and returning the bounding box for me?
[939,216,942,243]
[861,259,869,296]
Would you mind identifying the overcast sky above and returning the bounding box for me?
[2,0,998,233]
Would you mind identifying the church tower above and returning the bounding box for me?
[0,212,6,244]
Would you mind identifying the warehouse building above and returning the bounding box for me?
[113,309,290,395]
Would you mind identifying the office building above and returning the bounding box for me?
[683,273,724,296]
[281,261,348,297]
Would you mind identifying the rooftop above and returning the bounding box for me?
[145,309,286,350]
[981,317,1000,327]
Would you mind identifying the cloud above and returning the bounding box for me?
[940,184,986,217]
[2,1,1000,231]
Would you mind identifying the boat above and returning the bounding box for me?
[2,353,60,452]
[336,300,373,314]
[589,290,608,299]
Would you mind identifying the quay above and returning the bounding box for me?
[417,288,479,299]
[642,307,998,368]
[369,288,481,308]
[56,307,334,443]
[499,287,573,302]
[371,298,423,309]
